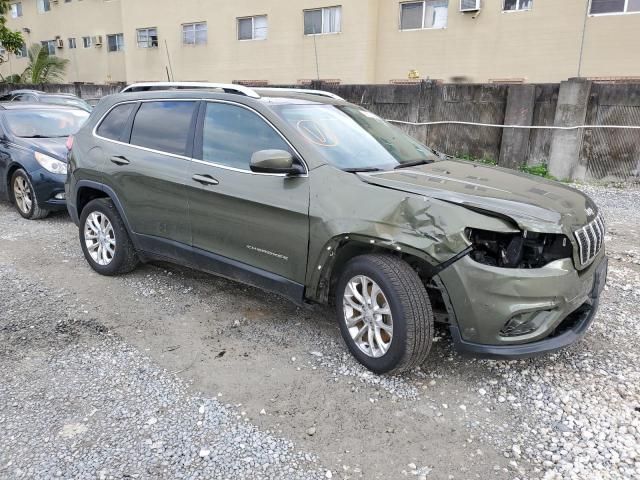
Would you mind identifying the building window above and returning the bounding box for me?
[41,40,56,56]
[590,0,640,14]
[400,1,448,30]
[68,37,77,49]
[37,0,51,13]
[503,0,533,10]
[238,15,268,40]
[107,34,124,52]
[137,27,158,48]
[10,2,23,18]
[304,6,342,35]
[182,22,207,45]
[82,36,92,48]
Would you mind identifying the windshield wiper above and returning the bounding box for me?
[394,159,432,169]
[343,167,384,173]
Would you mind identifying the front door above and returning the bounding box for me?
[188,101,310,284]
[98,100,198,250]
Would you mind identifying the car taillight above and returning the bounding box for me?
[66,135,74,151]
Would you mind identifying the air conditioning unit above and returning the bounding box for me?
[55,38,64,49]
[460,0,481,12]
[93,35,103,46]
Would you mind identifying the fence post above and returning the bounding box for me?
[499,84,536,170]
[548,78,592,180]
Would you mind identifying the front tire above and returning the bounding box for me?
[79,198,139,276]
[10,169,49,220]
[335,254,433,374]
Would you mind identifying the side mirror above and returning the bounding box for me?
[250,149,304,175]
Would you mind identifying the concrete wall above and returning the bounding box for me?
[1,1,639,85]
[0,82,123,99]
[325,79,638,182]
[580,83,640,180]
[0,78,637,182]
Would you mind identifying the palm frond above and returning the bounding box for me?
[21,43,69,84]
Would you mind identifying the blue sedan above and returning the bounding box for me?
[0,103,89,219]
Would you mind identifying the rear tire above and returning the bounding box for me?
[10,169,49,220]
[79,198,139,276]
[335,254,433,374]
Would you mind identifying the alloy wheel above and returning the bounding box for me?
[13,176,33,214]
[84,211,116,266]
[343,275,393,358]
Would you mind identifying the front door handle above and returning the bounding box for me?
[192,174,219,186]
[110,155,130,166]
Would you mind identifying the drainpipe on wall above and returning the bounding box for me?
[577,0,590,78]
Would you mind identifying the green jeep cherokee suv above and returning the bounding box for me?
[65,84,608,374]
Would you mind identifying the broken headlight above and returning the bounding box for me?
[465,228,573,269]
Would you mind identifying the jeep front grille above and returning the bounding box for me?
[574,213,606,266]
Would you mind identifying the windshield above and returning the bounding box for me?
[40,96,92,112]
[273,104,438,171]
[4,109,89,138]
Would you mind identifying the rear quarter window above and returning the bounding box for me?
[130,101,197,156]
[96,103,136,141]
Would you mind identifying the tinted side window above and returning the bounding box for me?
[130,101,197,156]
[201,102,290,169]
[96,103,135,141]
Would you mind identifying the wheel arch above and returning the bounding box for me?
[5,162,26,203]
[74,180,139,250]
[76,184,109,219]
[306,234,440,305]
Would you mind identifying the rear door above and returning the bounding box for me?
[188,100,310,283]
[98,99,197,251]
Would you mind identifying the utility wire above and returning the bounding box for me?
[386,120,640,130]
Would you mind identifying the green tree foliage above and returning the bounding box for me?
[21,43,69,83]
[0,0,25,55]
[2,73,20,83]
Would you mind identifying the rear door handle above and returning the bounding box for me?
[110,155,130,166]
[192,174,219,186]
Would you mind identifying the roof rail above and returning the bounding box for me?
[120,82,261,99]
[119,82,345,101]
[254,87,345,101]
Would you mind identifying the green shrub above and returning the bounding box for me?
[457,153,497,166]
[520,163,556,180]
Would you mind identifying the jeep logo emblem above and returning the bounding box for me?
[585,207,595,217]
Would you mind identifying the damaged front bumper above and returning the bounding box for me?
[437,251,608,359]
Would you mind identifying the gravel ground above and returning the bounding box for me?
[0,264,327,480]
[0,184,639,480]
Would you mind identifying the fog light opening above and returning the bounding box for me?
[54,192,66,200]
[500,310,553,337]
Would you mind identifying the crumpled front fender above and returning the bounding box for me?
[305,166,517,302]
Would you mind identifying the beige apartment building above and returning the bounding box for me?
[1,0,639,85]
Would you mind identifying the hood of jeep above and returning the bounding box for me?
[358,160,597,233]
